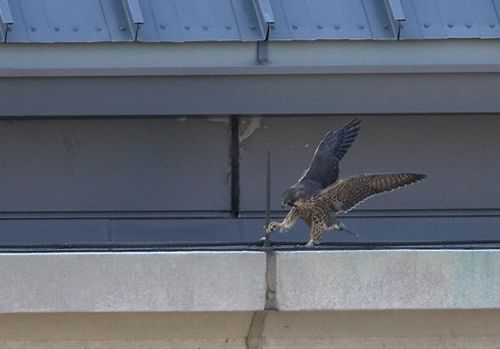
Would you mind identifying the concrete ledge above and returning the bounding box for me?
[275,250,500,310]
[0,252,266,313]
[2,249,500,313]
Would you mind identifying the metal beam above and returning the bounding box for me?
[0,0,13,42]
[252,0,275,64]
[1,72,500,116]
[253,0,274,34]
[384,0,406,40]
[122,0,144,41]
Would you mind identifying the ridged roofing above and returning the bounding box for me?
[1,0,500,43]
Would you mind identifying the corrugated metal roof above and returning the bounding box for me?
[399,0,500,39]
[268,0,395,40]
[2,0,500,43]
[137,0,265,42]
[4,0,268,42]
[7,0,133,42]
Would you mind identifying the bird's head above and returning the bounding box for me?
[281,186,307,208]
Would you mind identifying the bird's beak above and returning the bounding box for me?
[293,200,303,207]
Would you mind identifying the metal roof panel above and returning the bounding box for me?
[4,0,28,41]
[137,0,264,42]
[435,0,482,38]
[99,0,135,41]
[157,0,237,41]
[362,0,396,39]
[3,0,500,43]
[139,0,263,42]
[269,0,382,40]
[7,0,134,42]
[464,0,500,38]
[136,0,179,42]
[399,0,447,39]
[271,0,316,40]
[0,0,14,41]
[231,0,267,41]
[400,0,500,40]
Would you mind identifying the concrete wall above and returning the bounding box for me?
[1,310,500,349]
[3,250,500,313]
[0,250,499,348]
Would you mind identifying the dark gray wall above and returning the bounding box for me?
[0,115,498,247]
[0,118,230,212]
[240,115,500,212]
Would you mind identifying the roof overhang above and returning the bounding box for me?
[1,40,500,116]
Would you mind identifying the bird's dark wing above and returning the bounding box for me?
[298,119,361,190]
[314,173,426,213]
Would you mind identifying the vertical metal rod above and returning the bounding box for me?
[230,117,240,218]
[263,150,271,247]
[265,150,271,227]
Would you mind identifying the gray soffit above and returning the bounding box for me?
[3,0,500,43]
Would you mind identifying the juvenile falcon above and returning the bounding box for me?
[265,120,425,246]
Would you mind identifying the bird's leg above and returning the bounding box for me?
[333,221,359,238]
[265,221,282,235]
[265,207,299,235]
[304,220,326,247]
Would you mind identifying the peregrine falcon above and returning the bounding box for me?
[265,120,425,246]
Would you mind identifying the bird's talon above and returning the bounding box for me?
[304,240,319,248]
[265,222,281,235]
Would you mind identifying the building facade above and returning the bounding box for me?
[1,0,500,348]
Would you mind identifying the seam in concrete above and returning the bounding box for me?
[265,251,277,310]
[245,311,267,349]
[245,247,277,348]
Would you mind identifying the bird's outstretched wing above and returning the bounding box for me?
[314,173,426,213]
[298,119,361,191]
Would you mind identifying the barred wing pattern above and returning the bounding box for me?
[314,173,426,214]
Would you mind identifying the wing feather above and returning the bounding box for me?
[314,173,426,213]
[297,119,361,192]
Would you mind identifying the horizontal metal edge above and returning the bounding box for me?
[1,40,500,77]
[2,64,500,77]
[240,209,500,218]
